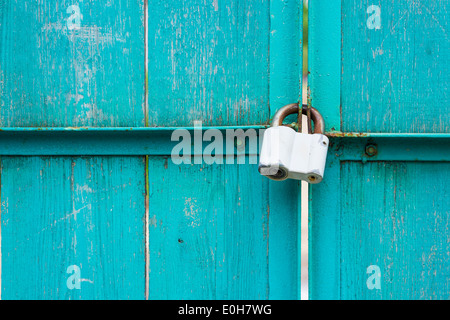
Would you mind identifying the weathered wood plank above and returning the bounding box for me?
[0,0,305,301]
[340,161,450,299]
[266,0,303,300]
[269,0,303,118]
[342,0,449,133]
[147,0,270,126]
[0,0,145,127]
[1,156,146,299]
[147,158,268,299]
[147,157,300,299]
[308,0,341,132]
[309,152,341,300]
[267,178,301,299]
[310,0,450,300]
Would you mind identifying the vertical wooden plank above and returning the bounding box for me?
[148,159,225,299]
[147,0,270,126]
[308,0,341,132]
[267,179,301,299]
[1,156,146,299]
[147,158,276,299]
[222,164,270,299]
[310,0,450,302]
[309,151,341,300]
[340,162,450,299]
[341,0,449,133]
[269,0,303,116]
[0,0,145,127]
[268,0,302,300]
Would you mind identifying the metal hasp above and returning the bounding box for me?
[259,103,329,183]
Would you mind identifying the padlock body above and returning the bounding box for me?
[258,126,329,183]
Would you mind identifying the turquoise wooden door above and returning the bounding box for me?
[0,1,304,299]
[309,1,450,299]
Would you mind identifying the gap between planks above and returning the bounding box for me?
[144,0,150,301]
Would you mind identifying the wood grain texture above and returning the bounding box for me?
[309,152,341,300]
[147,157,300,299]
[0,0,305,300]
[310,139,450,300]
[147,0,270,126]
[269,0,303,117]
[342,0,449,133]
[267,174,301,299]
[308,0,341,132]
[0,0,145,127]
[310,0,450,300]
[1,156,146,299]
[266,0,302,300]
[340,161,450,299]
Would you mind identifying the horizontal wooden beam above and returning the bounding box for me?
[0,127,447,158]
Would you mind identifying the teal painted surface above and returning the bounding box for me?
[308,0,341,132]
[1,156,146,299]
[148,0,270,126]
[309,152,340,300]
[310,139,450,299]
[1,129,449,157]
[311,153,450,300]
[332,137,450,162]
[0,126,265,156]
[0,0,145,127]
[308,0,342,299]
[269,0,303,117]
[267,0,302,299]
[145,0,303,300]
[0,0,304,300]
[310,0,450,300]
[147,158,300,299]
[341,0,449,133]
[339,161,450,299]
[267,175,301,299]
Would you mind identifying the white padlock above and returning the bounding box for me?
[259,104,329,184]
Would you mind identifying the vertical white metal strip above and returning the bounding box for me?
[144,0,150,301]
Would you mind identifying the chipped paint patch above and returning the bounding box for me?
[327,132,369,138]
[183,197,200,228]
[149,214,157,227]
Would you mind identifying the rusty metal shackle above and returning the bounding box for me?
[271,103,325,134]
